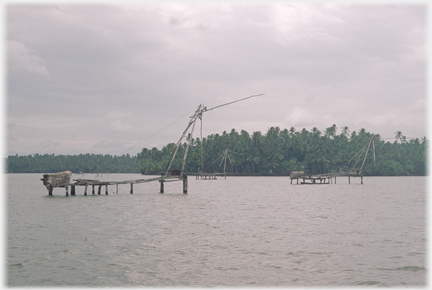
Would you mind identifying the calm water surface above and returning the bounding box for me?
[6,173,427,286]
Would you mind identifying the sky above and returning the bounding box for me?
[4,2,428,157]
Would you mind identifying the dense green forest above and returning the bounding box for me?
[5,125,427,176]
[137,125,427,176]
[6,153,141,173]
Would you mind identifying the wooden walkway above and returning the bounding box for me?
[195,172,226,180]
[42,171,188,196]
[290,171,364,185]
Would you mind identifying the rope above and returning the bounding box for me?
[122,107,197,154]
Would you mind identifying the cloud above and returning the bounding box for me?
[106,111,133,132]
[8,40,48,75]
[5,4,427,156]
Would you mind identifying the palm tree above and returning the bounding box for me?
[289,127,296,137]
[395,131,404,143]
[341,126,350,138]
[324,124,337,139]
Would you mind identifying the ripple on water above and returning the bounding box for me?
[6,174,427,287]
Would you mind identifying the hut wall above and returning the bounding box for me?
[42,171,72,188]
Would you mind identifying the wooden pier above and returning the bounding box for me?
[41,171,188,196]
[290,171,364,185]
[195,172,225,180]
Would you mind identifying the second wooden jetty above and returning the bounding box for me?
[290,170,364,185]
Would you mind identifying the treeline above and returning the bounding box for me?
[5,126,427,176]
[137,125,427,176]
[6,153,141,173]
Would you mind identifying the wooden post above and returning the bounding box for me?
[297,178,299,184]
[65,186,69,196]
[84,185,88,196]
[335,176,337,184]
[92,185,95,195]
[361,175,363,184]
[130,183,133,194]
[183,174,188,194]
[98,185,101,195]
[71,185,76,196]
[116,184,118,194]
[160,180,164,193]
[105,185,108,195]
[48,186,53,196]
[160,174,164,194]
[349,176,351,184]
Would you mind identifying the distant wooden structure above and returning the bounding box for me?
[290,171,334,184]
[195,172,224,180]
[289,135,377,185]
[290,171,363,184]
[196,148,239,180]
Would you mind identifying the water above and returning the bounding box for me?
[6,173,427,286]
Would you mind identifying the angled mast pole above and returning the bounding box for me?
[200,113,204,172]
[360,136,374,171]
[166,104,206,175]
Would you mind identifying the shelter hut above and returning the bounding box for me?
[41,171,72,195]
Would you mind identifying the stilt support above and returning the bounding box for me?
[160,181,164,194]
[105,185,108,195]
[182,174,188,194]
[130,183,133,194]
[92,185,95,195]
[160,174,164,193]
[71,185,76,196]
[65,186,69,196]
[98,185,101,195]
[84,185,88,196]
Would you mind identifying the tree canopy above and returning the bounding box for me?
[6,153,141,174]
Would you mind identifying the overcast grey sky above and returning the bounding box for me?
[5,3,427,156]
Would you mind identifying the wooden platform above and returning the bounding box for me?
[41,172,188,196]
[195,172,225,180]
[290,172,363,185]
